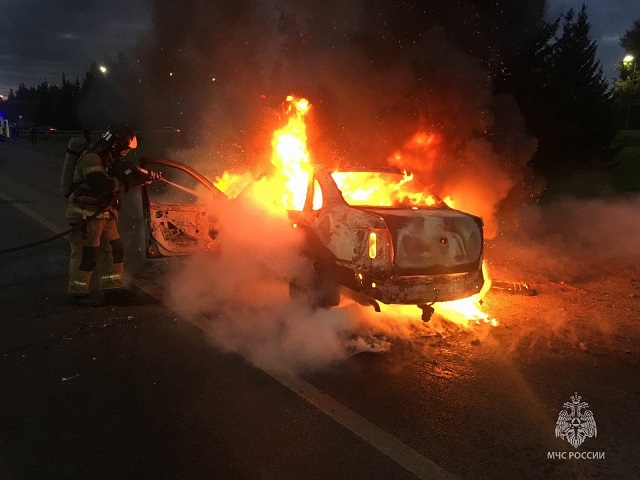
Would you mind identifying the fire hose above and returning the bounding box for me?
[0,170,164,255]
[0,189,126,255]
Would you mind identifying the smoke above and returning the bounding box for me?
[488,194,640,283]
[162,193,386,372]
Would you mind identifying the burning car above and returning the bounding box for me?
[288,166,485,321]
[139,156,485,321]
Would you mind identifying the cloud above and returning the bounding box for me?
[599,34,621,45]
[0,0,151,94]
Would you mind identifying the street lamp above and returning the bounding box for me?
[99,65,108,74]
[623,54,636,130]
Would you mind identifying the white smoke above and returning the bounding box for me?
[163,193,362,373]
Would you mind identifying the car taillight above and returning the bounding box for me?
[357,227,393,269]
[368,232,377,259]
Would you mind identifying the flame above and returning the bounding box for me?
[433,263,498,328]
[266,95,312,211]
[213,171,254,199]
[331,171,452,209]
[372,263,497,328]
[221,95,312,216]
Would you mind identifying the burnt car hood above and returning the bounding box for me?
[362,207,483,275]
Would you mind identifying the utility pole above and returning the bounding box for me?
[169,72,174,128]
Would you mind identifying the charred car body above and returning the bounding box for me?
[289,166,485,320]
[139,158,484,321]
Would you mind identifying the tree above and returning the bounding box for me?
[499,4,615,172]
[620,19,640,57]
[54,73,81,129]
[36,81,54,125]
[548,6,614,162]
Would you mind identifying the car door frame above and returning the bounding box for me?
[140,157,227,258]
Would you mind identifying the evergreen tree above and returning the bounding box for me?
[620,19,640,57]
[545,6,614,167]
[55,73,81,129]
[500,4,615,172]
[36,81,54,125]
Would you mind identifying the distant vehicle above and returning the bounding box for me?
[36,126,57,135]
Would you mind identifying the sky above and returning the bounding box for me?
[0,0,153,98]
[0,0,637,99]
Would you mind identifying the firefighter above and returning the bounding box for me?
[66,123,152,306]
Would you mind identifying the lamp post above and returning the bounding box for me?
[624,54,636,130]
[169,72,174,128]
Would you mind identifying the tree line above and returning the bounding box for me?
[4,53,141,132]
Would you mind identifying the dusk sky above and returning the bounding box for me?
[0,0,637,99]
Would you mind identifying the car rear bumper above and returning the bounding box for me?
[361,268,484,304]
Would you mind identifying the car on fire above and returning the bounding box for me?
[139,158,485,321]
[287,166,485,320]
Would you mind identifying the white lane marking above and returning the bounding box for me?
[267,370,457,480]
[134,274,457,480]
[0,189,65,235]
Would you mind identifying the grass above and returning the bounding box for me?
[613,145,640,192]
[611,130,640,193]
[539,129,640,199]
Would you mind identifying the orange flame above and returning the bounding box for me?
[268,95,312,211]
[227,95,313,216]
[331,171,454,209]
[433,263,498,327]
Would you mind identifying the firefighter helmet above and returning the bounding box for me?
[91,123,137,158]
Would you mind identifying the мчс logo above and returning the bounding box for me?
[555,393,597,448]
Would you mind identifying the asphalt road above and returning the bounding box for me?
[1,141,639,479]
